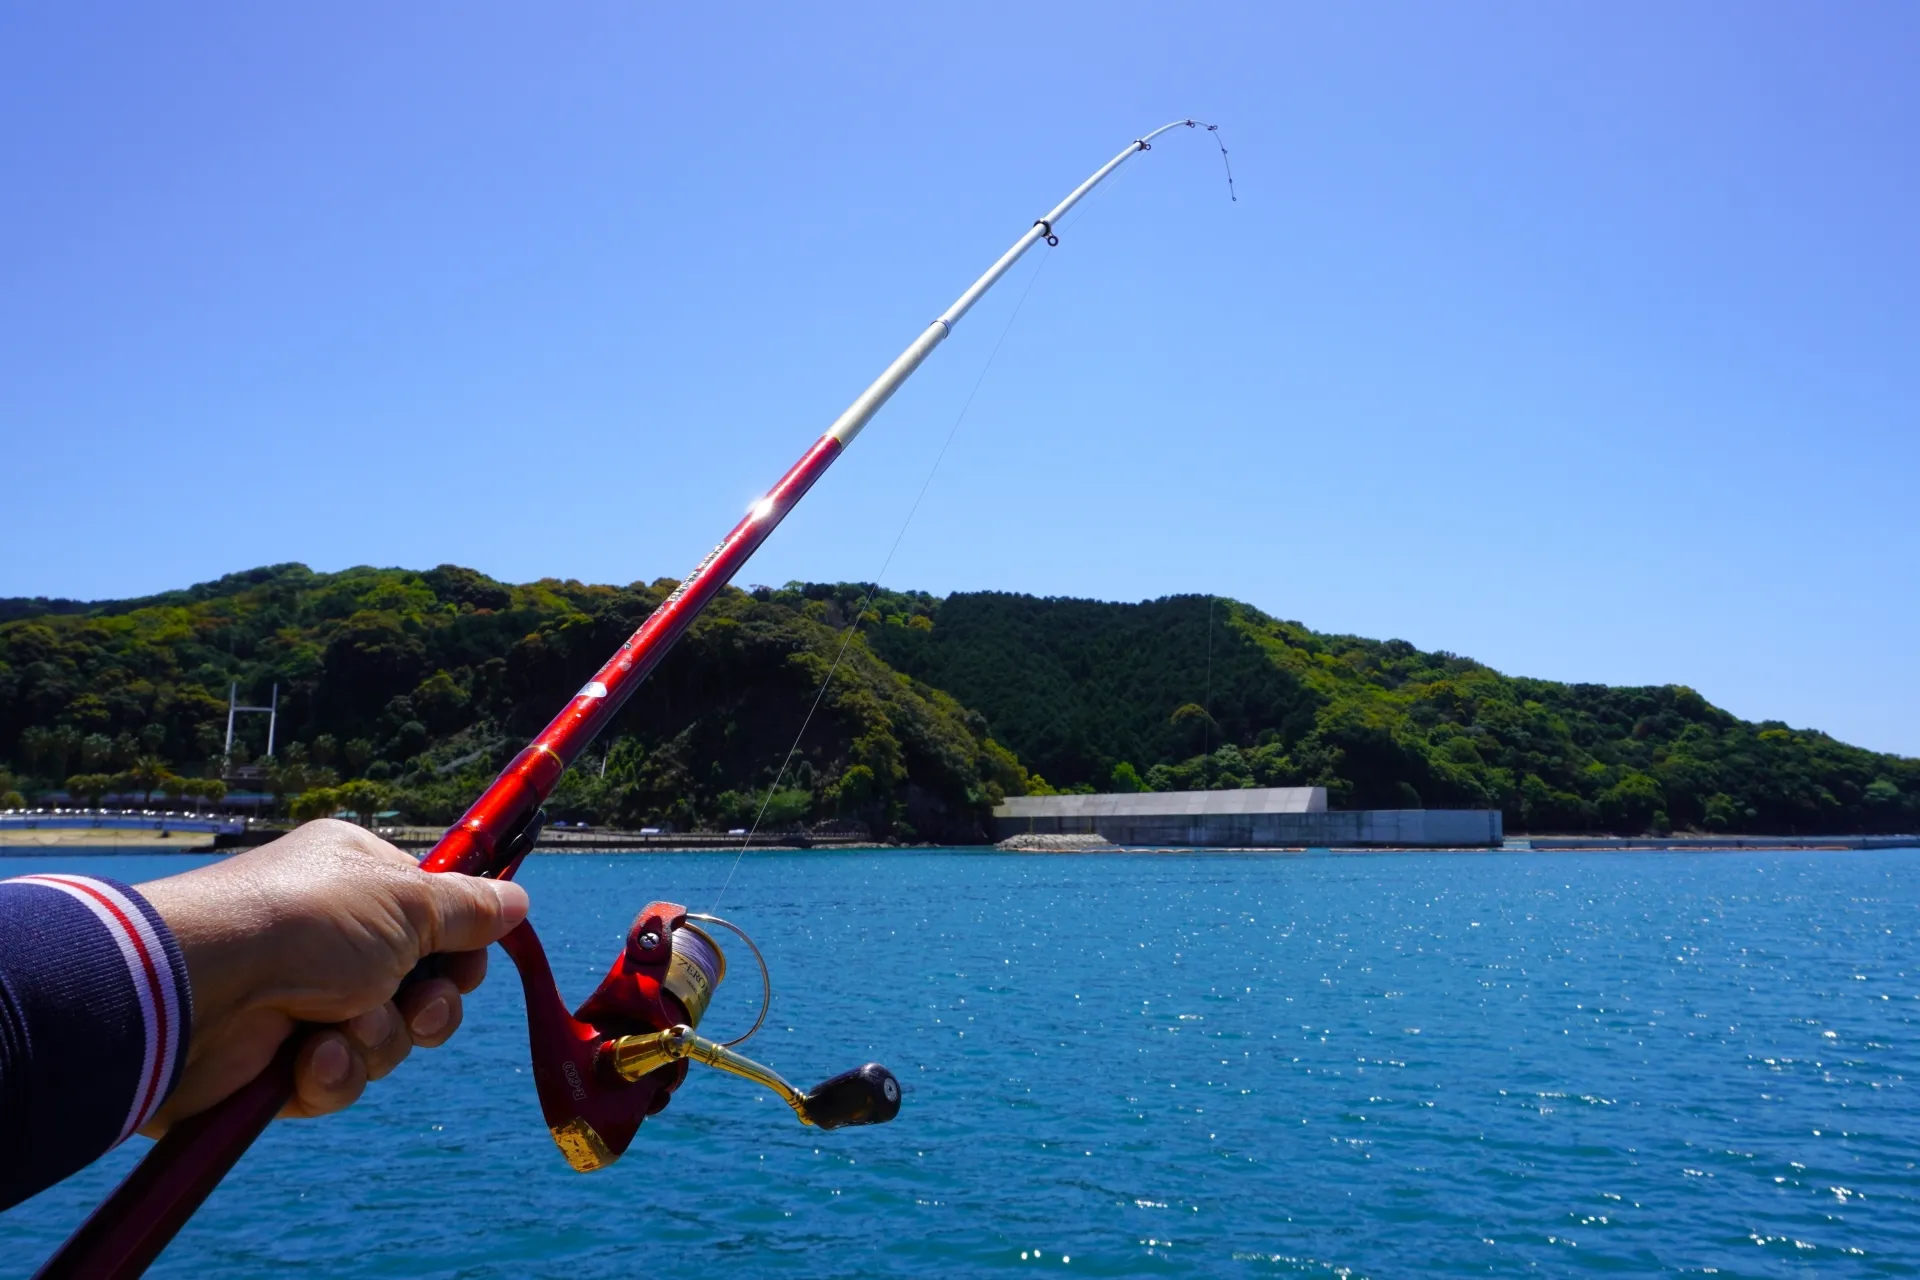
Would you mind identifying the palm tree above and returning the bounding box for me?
[127,755,174,806]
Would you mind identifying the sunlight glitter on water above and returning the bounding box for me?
[2,847,1917,1277]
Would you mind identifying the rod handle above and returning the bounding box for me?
[801,1063,902,1130]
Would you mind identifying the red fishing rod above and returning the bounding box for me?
[36,118,1220,1278]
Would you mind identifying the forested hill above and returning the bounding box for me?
[2,566,1914,837]
[0,565,1025,841]
[861,590,1919,836]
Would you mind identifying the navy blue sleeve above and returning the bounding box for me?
[0,874,193,1210]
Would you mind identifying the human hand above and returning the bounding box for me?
[134,819,529,1133]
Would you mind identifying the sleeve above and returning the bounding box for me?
[0,874,193,1210]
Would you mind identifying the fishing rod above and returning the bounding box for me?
[37,117,1221,1278]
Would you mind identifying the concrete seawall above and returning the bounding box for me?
[993,807,1504,849]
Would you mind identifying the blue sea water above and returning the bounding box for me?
[3,848,1918,1278]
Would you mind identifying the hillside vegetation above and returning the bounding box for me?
[2,567,1913,837]
[0,565,1023,841]
[863,590,1919,836]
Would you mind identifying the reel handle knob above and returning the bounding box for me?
[802,1063,902,1130]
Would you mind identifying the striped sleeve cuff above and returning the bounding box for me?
[0,874,193,1207]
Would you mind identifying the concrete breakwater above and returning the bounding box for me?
[994,788,1505,848]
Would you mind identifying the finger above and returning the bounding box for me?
[397,976,465,1048]
[437,947,489,994]
[289,1028,367,1118]
[410,872,530,957]
[344,1001,414,1081]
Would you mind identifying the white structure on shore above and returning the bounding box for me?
[992,786,1501,848]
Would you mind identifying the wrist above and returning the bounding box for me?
[134,870,259,1041]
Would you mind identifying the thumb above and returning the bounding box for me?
[411,871,530,956]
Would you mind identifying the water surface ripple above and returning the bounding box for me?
[4,849,1917,1277]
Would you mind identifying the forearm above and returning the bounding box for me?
[0,875,192,1210]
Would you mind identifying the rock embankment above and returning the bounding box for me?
[994,832,1115,852]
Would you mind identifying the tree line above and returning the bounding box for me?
[3,566,1913,837]
[0,565,1023,841]
[861,590,1919,836]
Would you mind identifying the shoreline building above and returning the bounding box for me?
[992,786,1502,848]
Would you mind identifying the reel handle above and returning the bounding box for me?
[604,1025,901,1131]
[802,1063,902,1130]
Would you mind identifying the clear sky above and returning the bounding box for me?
[2,3,1915,756]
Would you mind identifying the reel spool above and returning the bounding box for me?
[661,919,725,1029]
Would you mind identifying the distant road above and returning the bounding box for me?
[374,825,882,852]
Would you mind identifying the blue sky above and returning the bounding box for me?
[2,3,1915,756]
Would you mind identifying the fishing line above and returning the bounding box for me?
[713,119,1234,907]
[900,138,1233,793]
[1061,120,1233,232]
[1204,124,1237,202]
[710,246,1057,911]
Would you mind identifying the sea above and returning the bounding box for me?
[3,848,1916,1278]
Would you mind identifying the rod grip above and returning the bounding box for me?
[33,1041,296,1279]
[801,1063,902,1130]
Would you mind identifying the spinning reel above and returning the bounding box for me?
[493,818,901,1170]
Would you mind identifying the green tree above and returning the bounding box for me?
[1109,761,1148,792]
[829,765,876,809]
[1702,793,1738,832]
[80,733,114,770]
[126,755,175,806]
[265,747,333,818]
[290,786,343,822]
[757,787,813,828]
[178,776,229,813]
[1599,772,1665,834]
[48,725,82,778]
[17,726,50,771]
[334,779,391,826]
[66,773,114,807]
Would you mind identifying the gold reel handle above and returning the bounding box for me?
[604,1026,901,1130]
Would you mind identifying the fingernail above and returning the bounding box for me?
[314,1038,350,1089]
[488,878,530,920]
[411,997,450,1039]
[347,1006,390,1045]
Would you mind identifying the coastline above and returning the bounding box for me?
[4,823,1910,857]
